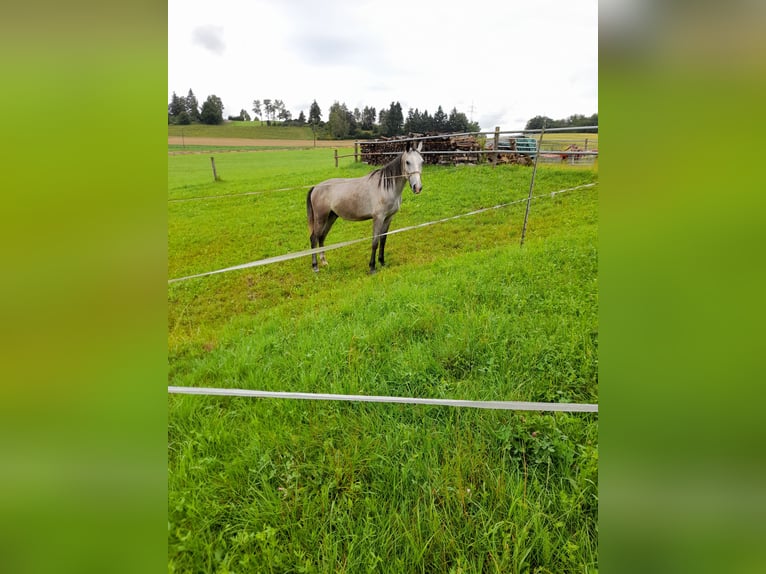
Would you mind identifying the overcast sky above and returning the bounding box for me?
[168,0,598,131]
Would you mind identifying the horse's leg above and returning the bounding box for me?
[308,189,320,272]
[369,216,386,274]
[310,227,319,272]
[378,216,393,267]
[318,211,338,266]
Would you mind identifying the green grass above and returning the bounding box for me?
[169,150,598,572]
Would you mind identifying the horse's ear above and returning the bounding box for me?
[416,141,423,152]
[406,141,412,152]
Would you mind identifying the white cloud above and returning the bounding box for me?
[191,25,226,55]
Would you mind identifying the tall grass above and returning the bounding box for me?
[168,149,598,572]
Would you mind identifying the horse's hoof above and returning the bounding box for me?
[312,267,319,273]
[368,268,378,275]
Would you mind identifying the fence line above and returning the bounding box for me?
[168,386,598,412]
[344,149,599,159]
[168,183,597,284]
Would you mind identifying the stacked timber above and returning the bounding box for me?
[359,133,483,166]
[496,152,534,166]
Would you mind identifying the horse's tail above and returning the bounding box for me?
[306,186,315,234]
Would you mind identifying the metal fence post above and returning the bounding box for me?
[520,126,545,247]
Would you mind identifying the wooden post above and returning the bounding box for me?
[354,142,359,163]
[334,149,338,168]
[492,126,500,168]
[210,156,218,181]
[584,138,588,151]
[520,126,545,247]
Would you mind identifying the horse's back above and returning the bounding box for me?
[312,175,376,221]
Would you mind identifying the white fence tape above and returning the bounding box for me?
[168,386,598,412]
[168,183,597,284]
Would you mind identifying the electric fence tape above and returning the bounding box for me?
[168,386,598,412]
[168,182,597,284]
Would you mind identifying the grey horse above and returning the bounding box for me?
[306,141,424,274]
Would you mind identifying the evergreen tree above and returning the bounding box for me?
[252,100,262,123]
[309,100,322,125]
[168,92,185,118]
[421,110,433,132]
[185,89,200,122]
[433,106,448,132]
[297,110,307,125]
[382,101,403,136]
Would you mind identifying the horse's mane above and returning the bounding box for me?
[370,152,404,191]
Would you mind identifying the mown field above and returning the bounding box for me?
[168,147,599,572]
[169,122,318,140]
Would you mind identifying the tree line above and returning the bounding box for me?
[168,89,596,137]
[525,113,598,132]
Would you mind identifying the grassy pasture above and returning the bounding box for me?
[168,149,598,572]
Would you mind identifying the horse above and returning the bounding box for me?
[306,141,424,274]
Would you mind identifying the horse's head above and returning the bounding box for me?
[403,141,424,194]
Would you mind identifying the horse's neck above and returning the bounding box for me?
[386,157,406,195]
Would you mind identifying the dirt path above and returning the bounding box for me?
[168,136,356,149]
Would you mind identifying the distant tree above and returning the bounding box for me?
[273,99,285,122]
[421,110,433,132]
[525,113,596,131]
[328,101,350,138]
[296,110,306,125]
[404,108,416,133]
[185,89,200,122]
[378,108,387,130]
[361,106,376,130]
[433,106,448,132]
[200,94,224,124]
[176,110,191,125]
[252,99,262,123]
[263,99,273,125]
[309,100,322,125]
[447,107,470,132]
[525,115,553,130]
[240,109,251,122]
[381,101,403,136]
[168,91,185,118]
[346,106,358,137]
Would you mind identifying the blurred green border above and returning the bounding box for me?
[1,2,167,573]
[600,3,766,572]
